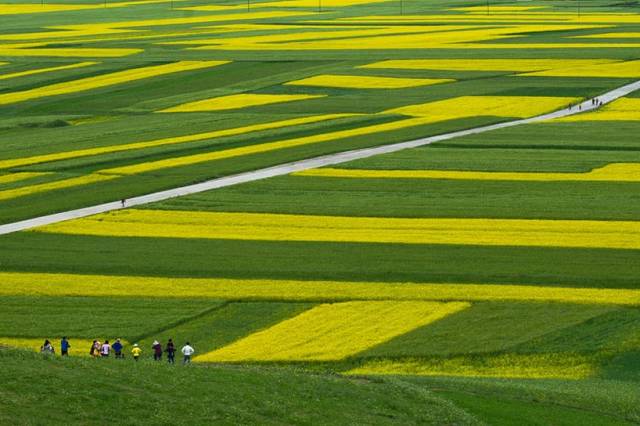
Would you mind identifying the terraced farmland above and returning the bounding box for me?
[1,0,639,424]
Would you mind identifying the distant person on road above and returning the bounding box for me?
[152,340,162,361]
[166,339,176,364]
[60,337,70,356]
[121,199,126,208]
[40,339,54,355]
[131,344,142,361]
[112,338,124,359]
[181,342,194,364]
[100,340,111,358]
[90,340,101,358]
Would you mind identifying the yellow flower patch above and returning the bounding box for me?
[0,61,227,106]
[285,74,453,89]
[0,172,49,186]
[0,114,354,170]
[360,58,617,72]
[0,337,127,357]
[36,210,640,250]
[386,95,578,119]
[523,59,640,77]
[0,174,116,201]
[294,163,640,182]
[99,116,429,175]
[198,301,469,362]
[347,353,595,380]
[0,4,94,15]
[0,61,97,81]
[0,46,142,58]
[556,98,640,121]
[160,94,325,113]
[1,272,639,305]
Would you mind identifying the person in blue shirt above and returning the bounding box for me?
[112,338,124,359]
[60,337,70,356]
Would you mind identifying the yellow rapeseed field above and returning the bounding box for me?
[0,61,97,81]
[523,59,640,77]
[285,74,454,89]
[35,210,640,250]
[98,116,431,175]
[160,94,325,113]
[0,337,125,357]
[294,163,640,182]
[1,272,639,305]
[0,4,94,15]
[387,96,579,119]
[0,172,49,185]
[0,174,116,201]
[0,114,354,170]
[0,61,228,106]
[360,58,617,72]
[197,301,470,362]
[556,98,640,121]
[347,353,595,380]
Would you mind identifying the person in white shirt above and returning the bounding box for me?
[100,340,111,358]
[181,342,194,364]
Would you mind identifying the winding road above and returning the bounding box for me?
[1,79,640,236]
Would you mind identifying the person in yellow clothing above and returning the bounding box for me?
[131,343,142,361]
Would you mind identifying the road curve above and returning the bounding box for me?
[1,79,640,236]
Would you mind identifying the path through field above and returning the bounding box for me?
[1,79,639,236]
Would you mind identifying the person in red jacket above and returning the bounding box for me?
[165,339,176,364]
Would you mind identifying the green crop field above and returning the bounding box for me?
[1,0,639,424]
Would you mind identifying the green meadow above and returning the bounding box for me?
[1,0,640,424]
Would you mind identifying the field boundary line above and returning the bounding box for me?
[1,79,639,235]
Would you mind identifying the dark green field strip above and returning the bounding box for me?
[341,147,640,172]
[151,175,640,221]
[2,232,639,289]
[0,295,222,340]
[513,308,640,355]
[437,390,631,426]
[408,376,640,424]
[136,302,314,355]
[432,121,640,150]
[361,302,617,358]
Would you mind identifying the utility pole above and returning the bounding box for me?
[248,0,250,12]
[319,0,322,13]
[400,0,403,16]
[486,0,490,15]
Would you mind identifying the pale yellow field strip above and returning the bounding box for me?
[0,0,190,15]
[293,163,640,182]
[0,61,227,107]
[453,6,548,12]
[0,45,142,58]
[360,59,618,72]
[190,24,612,50]
[99,116,432,175]
[36,210,640,251]
[285,74,454,89]
[347,354,595,380]
[557,97,640,121]
[198,301,469,362]
[160,94,325,113]
[386,95,579,120]
[0,337,105,357]
[2,272,639,305]
[0,174,116,202]
[0,172,49,185]
[182,0,389,11]
[523,60,640,77]
[0,114,354,170]
[0,61,97,81]
[341,12,640,24]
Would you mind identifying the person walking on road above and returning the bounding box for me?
[181,342,194,365]
[112,338,124,359]
[131,344,142,361]
[152,340,162,361]
[60,337,70,356]
[166,339,176,364]
[100,340,111,358]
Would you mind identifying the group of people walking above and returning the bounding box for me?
[41,337,195,364]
